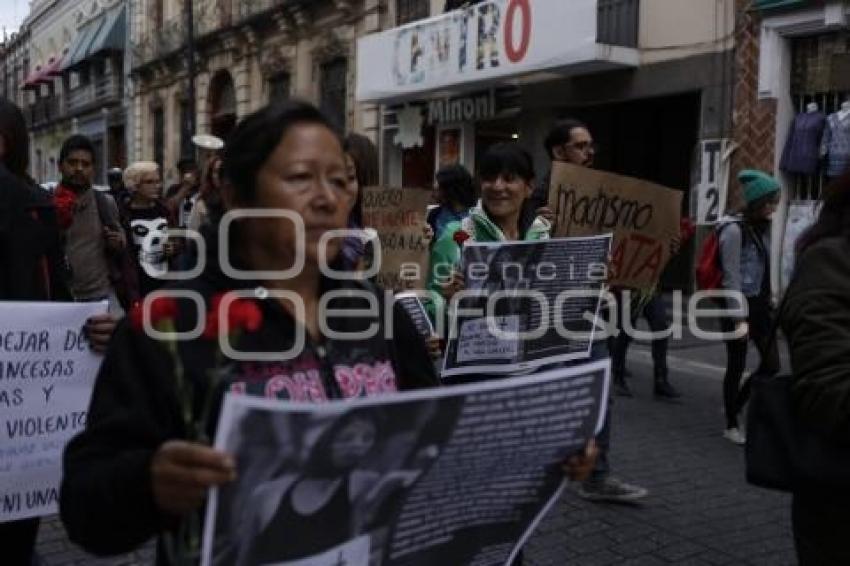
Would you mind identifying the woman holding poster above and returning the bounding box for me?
[426,143,551,314]
[59,101,439,565]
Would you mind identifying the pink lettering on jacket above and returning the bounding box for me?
[334,361,398,399]
[263,369,327,402]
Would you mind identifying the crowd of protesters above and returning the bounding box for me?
[1,92,848,566]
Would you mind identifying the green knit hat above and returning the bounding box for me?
[738,169,780,204]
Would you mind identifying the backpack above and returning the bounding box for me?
[695,222,736,291]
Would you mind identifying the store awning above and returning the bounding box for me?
[87,6,126,58]
[22,65,48,89]
[62,17,104,71]
[60,6,125,72]
[44,53,65,78]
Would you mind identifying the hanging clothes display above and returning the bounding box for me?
[780,111,826,175]
[820,111,850,178]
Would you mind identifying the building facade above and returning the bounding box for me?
[8,0,128,185]
[359,0,737,290]
[128,0,385,185]
[732,0,849,291]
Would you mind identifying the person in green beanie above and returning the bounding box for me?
[716,168,782,445]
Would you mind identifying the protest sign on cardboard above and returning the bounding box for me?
[548,163,682,289]
[0,301,106,522]
[362,187,433,291]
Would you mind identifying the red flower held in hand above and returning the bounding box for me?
[129,296,179,331]
[453,230,471,246]
[203,293,263,340]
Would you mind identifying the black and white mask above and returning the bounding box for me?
[130,218,168,276]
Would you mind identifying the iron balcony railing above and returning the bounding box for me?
[66,74,122,114]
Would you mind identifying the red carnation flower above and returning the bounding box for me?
[453,230,470,246]
[129,297,179,332]
[203,293,263,339]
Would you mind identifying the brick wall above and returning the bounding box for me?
[729,0,777,212]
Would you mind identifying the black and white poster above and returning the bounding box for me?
[202,360,611,566]
[441,235,611,379]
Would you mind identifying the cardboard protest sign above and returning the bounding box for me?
[0,301,107,522]
[362,187,433,291]
[203,360,610,566]
[548,162,683,289]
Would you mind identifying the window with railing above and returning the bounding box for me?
[397,0,430,25]
[320,59,348,130]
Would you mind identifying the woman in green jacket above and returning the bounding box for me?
[426,143,550,314]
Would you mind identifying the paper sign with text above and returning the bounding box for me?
[548,162,682,289]
[362,187,433,291]
[0,301,106,522]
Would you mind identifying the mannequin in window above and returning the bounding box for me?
[821,100,850,179]
[781,102,826,177]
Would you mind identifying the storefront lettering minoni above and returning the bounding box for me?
[428,91,496,126]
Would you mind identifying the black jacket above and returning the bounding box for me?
[59,261,438,561]
[782,236,850,443]
[0,164,70,301]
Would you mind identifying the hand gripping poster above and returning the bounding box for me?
[202,360,610,566]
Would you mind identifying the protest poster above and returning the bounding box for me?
[362,187,433,291]
[395,292,434,339]
[202,359,610,566]
[440,235,611,379]
[0,301,107,522]
[548,162,683,289]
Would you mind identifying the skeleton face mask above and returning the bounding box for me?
[130,218,168,277]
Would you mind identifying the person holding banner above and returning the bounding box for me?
[59,101,440,564]
[0,98,116,566]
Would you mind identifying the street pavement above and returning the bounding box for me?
[34,337,796,565]
[525,339,796,566]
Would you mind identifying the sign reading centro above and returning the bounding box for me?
[548,163,682,289]
[357,0,604,102]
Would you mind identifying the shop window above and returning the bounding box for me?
[320,59,347,130]
[268,73,290,103]
[397,0,430,25]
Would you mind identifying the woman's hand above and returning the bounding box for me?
[151,440,237,516]
[536,206,555,223]
[84,313,119,354]
[439,271,465,303]
[563,440,598,483]
[734,321,749,340]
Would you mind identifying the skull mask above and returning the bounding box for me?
[130,218,168,277]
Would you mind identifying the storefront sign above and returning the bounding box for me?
[357,0,619,102]
[428,91,496,125]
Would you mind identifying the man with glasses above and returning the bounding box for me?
[534,119,649,505]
